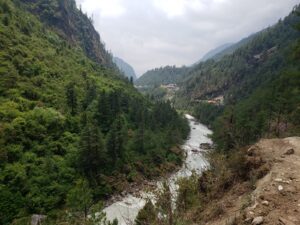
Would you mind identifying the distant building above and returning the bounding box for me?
[161,83,179,91]
[194,95,224,106]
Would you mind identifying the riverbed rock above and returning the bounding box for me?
[199,143,213,150]
[252,216,264,225]
[31,214,46,225]
[192,149,200,153]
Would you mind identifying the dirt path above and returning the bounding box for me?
[205,137,300,225]
[245,137,300,225]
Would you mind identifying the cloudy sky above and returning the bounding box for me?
[75,0,299,76]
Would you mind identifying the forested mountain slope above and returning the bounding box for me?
[0,1,189,224]
[176,5,300,151]
[136,66,190,87]
[177,7,300,104]
[135,35,255,89]
[209,33,256,61]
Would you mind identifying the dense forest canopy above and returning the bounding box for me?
[0,0,189,224]
[136,66,190,87]
[1,0,300,224]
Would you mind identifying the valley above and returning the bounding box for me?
[0,0,299,225]
[104,115,212,225]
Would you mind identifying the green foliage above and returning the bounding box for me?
[66,179,93,219]
[177,7,300,103]
[78,120,107,179]
[0,185,23,225]
[176,174,199,213]
[193,103,224,126]
[135,200,156,225]
[136,66,190,87]
[65,82,78,115]
[176,5,300,152]
[213,69,300,151]
[0,0,189,224]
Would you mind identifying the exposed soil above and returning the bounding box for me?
[205,137,300,225]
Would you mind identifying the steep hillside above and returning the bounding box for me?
[211,33,257,61]
[136,66,190,87]
[176,5,300,151]
[138,137,300,225]
[113,57,137,81]
[177,7,300,104]
[0,1,189,224]
[23,0,115,68]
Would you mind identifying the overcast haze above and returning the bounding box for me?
[75,0,299,76]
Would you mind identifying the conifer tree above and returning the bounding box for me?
[79,120,107,178]
[66,82,78,116]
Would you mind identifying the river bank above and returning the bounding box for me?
[103,114,213,225]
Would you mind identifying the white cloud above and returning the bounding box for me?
[79,0,126,18]
[75,0,299,76]
[153,0,206,18]
[153,0,186,18]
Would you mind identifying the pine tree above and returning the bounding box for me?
[66,179,93,220]
[106,115,126,165]
[79,120,107,178]
[82,81,97,109]
[96,92,112,133]
[130,76,134,85]
[66,82,77,116]
[135,200,156,225]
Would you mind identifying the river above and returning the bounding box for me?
[103,114,212,225]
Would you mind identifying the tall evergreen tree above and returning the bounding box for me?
[106,115,126,165]
[96,92,112,133]
[66,82,78,116]
[79,120,107,179]
[66,179,93,220]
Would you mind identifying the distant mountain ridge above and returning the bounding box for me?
[200,43,233,62]
[211,33,257,61]
[113,57,137,80]
[136,66,190,86]
[136,35,255,87]
[177,11,300,103]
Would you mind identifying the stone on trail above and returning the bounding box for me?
[252,216,264,225]
[261,200,269,206]
[284,148,295,155]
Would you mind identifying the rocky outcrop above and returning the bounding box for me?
[31,214,46,225]
[23,0,115,67]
